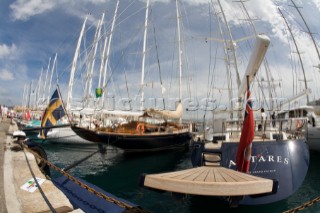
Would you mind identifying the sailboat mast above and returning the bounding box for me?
[87,13,104,107]
[236,0,275,110]
[67,16,87,111]
[98,31,108,88]
[47,53,57,104]
[141,0,150,111]
[27,81,32,109]
[36,67,43,107]
[217,0,240,88]
[175,0,182,102]
[102,0,120,106]
[290,0,320,64]
[22,84,27,110]
[210,2,234,118]
[42,57,51,102]
[278,8,309,104]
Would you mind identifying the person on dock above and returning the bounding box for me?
[271,111,276,127]
[258,108,267,131]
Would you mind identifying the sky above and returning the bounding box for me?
[0,0,320,119]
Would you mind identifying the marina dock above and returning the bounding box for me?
[0,119,76,212]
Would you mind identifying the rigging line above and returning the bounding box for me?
[168,20,177,101]
[206,1,214,101]
[208,4,219,103]
[280,8,302,97]
[124,71,132,111]
[284,8,298,95]
[21,144,56,213]
[290,0,320,63]
[237,0,275,110]
[59,3,138,81]
[103,26,143,93]
[150,7,166,109]
[180,1,193,102]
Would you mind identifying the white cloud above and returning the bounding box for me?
[314,0,320,9]
[0,69,14,81]
[10,0,57,21]
[9,0,113,21]
[0,44,17,59]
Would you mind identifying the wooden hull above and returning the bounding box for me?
[71,125,191,152]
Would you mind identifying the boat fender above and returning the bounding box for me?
[136,123,145,134]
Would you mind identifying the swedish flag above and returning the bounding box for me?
[41,89,66,139]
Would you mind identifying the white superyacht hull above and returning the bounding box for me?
[39,126,95,145]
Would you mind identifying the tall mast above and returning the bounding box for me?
[102,0,120,106]
[98,32,108,88]
[67,16,87,111]
[22,84,27,110]
[47,53,57,104]
[175,0,182,103]
[290,0,320,66]
[42,57,51,102]
[209,3,234,118]
[140,0,150,110]
[278,8,309,104]
[175,0,183,124]
[236,0,275,110]
[27,81,33,109]
[36,67,43,107]
[217,0,241,88]
[86,13,104,107]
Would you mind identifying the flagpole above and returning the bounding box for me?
[244,75,252,172]
[57,84,71,124]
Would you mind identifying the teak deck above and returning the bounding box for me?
[143,166,273,196]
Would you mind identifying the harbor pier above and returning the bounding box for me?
[0,119,78,213]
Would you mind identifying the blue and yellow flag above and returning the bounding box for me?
[41,89,66,139]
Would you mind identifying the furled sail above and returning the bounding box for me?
[145,102,183,119]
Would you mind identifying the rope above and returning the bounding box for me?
[20,142,57,213]
[23,144,148,212]
[283,196,320,213]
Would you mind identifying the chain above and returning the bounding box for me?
[24,144,148,212]
[283,196,320,212]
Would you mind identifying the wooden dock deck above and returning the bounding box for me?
[142,166,274,196]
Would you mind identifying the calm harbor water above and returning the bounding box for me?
[38,141,320,213]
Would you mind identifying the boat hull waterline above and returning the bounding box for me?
[71,125,192,152]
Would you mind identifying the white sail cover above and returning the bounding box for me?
[238,34,270,98]
[145,102,183,119]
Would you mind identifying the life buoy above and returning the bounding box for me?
[136,123,145,134]
[295,120,303,130]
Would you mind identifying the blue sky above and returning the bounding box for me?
[0,0,320,117]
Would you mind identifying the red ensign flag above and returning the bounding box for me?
[236,89,255,173]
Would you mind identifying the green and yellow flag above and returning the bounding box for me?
[95,88,103,98]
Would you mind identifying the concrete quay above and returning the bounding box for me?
[0,119,81,213]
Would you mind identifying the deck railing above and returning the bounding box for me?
[220,117,308,140]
